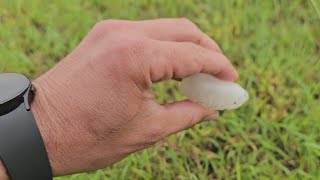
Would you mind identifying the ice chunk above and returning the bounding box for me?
[181,73,249,110]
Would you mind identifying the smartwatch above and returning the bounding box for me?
[0,73,52,180]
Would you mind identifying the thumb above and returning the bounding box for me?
[160,100,219,136]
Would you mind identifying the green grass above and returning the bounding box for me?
[1,0,320,179]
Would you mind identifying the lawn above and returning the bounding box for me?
[1,0,320,179]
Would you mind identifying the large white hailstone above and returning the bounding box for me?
[181,73,249,110]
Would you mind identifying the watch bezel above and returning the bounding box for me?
[0,73,32,116]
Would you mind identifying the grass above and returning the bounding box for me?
[1,0,320,179]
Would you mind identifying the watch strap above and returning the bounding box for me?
[0,103,52,180]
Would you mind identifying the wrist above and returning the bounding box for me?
[0,160,9,180]
[31,79,62,176]
[31,74,91,176]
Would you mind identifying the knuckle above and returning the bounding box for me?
[186,43,204,67]
[176,19,221,52]
[166,46,179,61]
[195,33,212,47]
[210,39,220,48]
[169,43,204,77]
[190,32,220,52]
[110,38,147,72]
[211,41,221,52]
[130,128,163,151]
[185,112,202,129]
[93,19,122,33]
[147,125,165,143]
[103,19,119,25]
[178,17,199,29]
[128,39,146,55]
[217,54,231,71]
[200,34,221,52]
[179,17,193,25]
[194,56,205,70]
[194,33,206,44]
[114,38,146,58]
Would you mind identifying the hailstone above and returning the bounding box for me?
[181,73,249,110]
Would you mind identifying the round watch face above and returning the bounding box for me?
[0,73,30,105]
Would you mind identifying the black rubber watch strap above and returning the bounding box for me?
[0,103,52,180]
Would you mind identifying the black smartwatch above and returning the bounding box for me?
[0,73,52,180]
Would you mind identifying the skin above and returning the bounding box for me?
[0,18,237,179]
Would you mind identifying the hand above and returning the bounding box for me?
[31,18,238,176]
[0,161,9,180]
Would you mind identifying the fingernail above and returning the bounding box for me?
[204,111,219,121]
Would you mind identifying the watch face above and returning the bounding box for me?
[0,73,30,105]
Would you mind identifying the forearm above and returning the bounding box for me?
[0,161,9,180]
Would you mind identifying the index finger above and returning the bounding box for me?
[137,18,222,52]
[144,39,238,83]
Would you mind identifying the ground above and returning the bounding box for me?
[0,0,319,179]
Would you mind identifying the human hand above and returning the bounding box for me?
[31,18,238,176]
[0,161,9,180]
